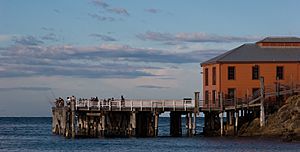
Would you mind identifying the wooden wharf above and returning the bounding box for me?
[52,92,200,138]
[52,77,300,138]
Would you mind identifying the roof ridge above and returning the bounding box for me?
[216,44,246,62]
[258,36,300,43]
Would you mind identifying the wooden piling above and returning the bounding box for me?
[170,111,182,137]
[192,112,196,135]
[154,112,159,136]
[129,111,136,136]
[101,113,105,136]
[220,92,224,136]
[235,110,238,135]
[187,112,193,136]
[260,77,265,127]
[229,111,233,125]
[71,99,76,138]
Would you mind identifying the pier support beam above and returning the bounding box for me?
[220,92,224,136]
[226,111,229,128]
[100,113,106,136]
[203,111,220,136]
[220,111,224,136]
[136,112,155,137]
[129,111,136,136]
[229,111,234,126]
[186,112,193,136]
[170,111,182,137]
[260,77,265,127]
[154,112,159,136]
[51,107,68,136]
[235,110,239,135]
[192,113,196,135]
[71,99,76,138]
[104,112,131,137]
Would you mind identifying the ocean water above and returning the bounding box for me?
[0,117,299,152]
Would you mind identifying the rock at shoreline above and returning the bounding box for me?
[239,95,300,141]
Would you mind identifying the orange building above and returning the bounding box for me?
[201,37,300,110]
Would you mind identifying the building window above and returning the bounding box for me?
[212,90,216,104]
[205,68,209,86]
[212,67,216,85]
[252,65,259,80]
[228,66,235,80]
[276,66,284,80]
[228,88,236,100]
[205,91,209,104]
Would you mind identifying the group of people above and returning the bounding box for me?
[55,96,76,108]
[55,97,64,107]
[103,95,125,106]
[55,95,126,108]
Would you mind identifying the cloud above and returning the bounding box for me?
[0,41,225,78]
[88,13,116,22]
[0,86,52,92]
[53,9,60,14]
[137,31,260,43]
[137,85,170,89]
[41,33,59,42]
[137,31,173,41]
[144,8,161,14]
[0,66,155,78]
[108,8,129,16]
[41,27,55,31]
[89,0,129,19]
[162,41,182,45]
[91,0,109,8]
[90,33,117,41]
[13,35,44,46]
[0,35,13,42]
[2,43,223,64]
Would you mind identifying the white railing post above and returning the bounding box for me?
[131,100,133,111]
[151,100,153,111]
[98,100,100,110]
[88,100,90,110]
[75,100,77,110]
[119,100,121,111]
[184,100,187,111]
[140,100,143,111]
[109,101,111,111]
[163,100,165,111]
[173,100,175,111]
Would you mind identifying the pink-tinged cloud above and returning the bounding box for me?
[144,8,161,14]
[108,8,129,16]
[90,0,109,8]
[88,13,116,22]
[137,31,261,43]
[89,33,117,41]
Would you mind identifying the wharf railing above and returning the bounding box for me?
[75,99,195,111]
[200,83,300,111]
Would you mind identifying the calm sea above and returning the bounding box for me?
[0,117,299,152]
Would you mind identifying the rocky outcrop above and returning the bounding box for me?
[239,95,300,141]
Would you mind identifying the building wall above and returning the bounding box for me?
[202,63,221,108]
[202,62,300,108]
[220,62,299,98]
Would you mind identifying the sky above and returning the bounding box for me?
[1,0,300,116]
